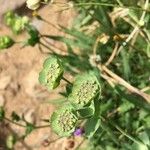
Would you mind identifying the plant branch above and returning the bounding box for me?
[4,117,50,129]
[98,64,150,103]
[62,76,72,85]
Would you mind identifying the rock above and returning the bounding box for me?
[0,95,5,106]
[24,109,35,124]
[0,75,11,90]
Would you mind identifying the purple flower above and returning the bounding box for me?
[73,128,84,136]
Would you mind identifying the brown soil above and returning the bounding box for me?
[0,1,83,150]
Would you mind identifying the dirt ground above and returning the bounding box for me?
[0,1,83,150]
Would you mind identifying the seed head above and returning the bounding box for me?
[69,72,101,108]
[39,56,64,90]
[50,106,78,137]
[26,0,41,10]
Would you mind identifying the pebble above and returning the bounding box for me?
[0,95,5,106]
[24,109,35,124]
[0,75,11,90]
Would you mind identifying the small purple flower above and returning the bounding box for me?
[73,128,84,136]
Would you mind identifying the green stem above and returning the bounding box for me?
[101,116,145,146]
[4,117,50,129]
[5,117,26,128]
[39,41,55,54]
[112,123,145,146]
[62,76,72,85]
[74,2,150,12]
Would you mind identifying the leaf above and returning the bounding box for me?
[78,101,95,118]
[84,117,101,138]
[121,49,131,80]
[132,132,150,150]
[6,134,16,150]
[0,106,5,121]
[119,100,135,114]
[11,111,21,122]
[25,123,35,136]
[115,86,150,112]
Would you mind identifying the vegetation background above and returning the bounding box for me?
[0,0,150,150]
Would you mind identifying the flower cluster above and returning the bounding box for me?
[50,106,78,137]
[39,56,101,137]
[0,36,14,50]
[4,11,29,34]
[39,56,64,90]
[69,72,101,108]
[26,0,52,10]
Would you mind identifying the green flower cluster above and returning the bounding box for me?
[0,36,14,50]
[39,56,101,137]
[69,72,101,108]
[39,56,64,90]
[50,106,78,137]
[4,11,29,34]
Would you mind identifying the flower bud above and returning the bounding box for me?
[50,106,78,137]
[4,11,29,34]
[26,0,41,10]
[0,36,14,50]
[39,56,64,90]
[69,72,101,108]
[4,11,15,26]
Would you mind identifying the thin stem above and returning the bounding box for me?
[73,2,150,13]
[35,124,50,129]
[101,116,145,146]
[111,122,145,146]
[4,117,50,129]
[4,117,26,128]
[36,15,61,31]
[62,76,72,85]
[39,41,54,54]
[75,138,85,150]
[97,64,150,103]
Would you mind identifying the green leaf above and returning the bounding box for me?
[121,49,131,80]
[0,106,5,121]
[11,111,21,122]
[119,100,135,114]
[85,117,101,138]
[6,134,16,150]
[78,101,95,118]
[26,25,39,46]
[25,123,35,136]
[115,86,150,112]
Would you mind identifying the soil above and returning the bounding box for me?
[0,1,83,150]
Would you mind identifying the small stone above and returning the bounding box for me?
[24,109,35,124]
[0,75,11,90]
[0,95,5,106]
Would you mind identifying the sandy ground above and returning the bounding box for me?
[0,1,83,150]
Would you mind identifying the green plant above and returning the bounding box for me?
[0,0,150,149]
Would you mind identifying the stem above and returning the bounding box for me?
[62,76,72,85]
[4,117,26,128]
[35,15,61,31]
[75,138,85,150]
[39,41,54,54]
[35,124,50,129]
[111,122,145,146]
[101,116,145,146]
[74,2,150,12]
[4,117,50,129]
[98,64,150,103]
